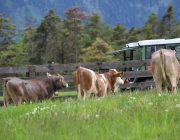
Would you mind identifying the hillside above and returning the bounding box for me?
[1,0,180,30]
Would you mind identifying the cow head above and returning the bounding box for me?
[47,72,68,90]
[109,69,124,92]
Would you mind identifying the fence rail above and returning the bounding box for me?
[0,60,154,105]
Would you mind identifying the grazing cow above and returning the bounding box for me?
[151,49,180,93]
[73,67,124,100]
[3,72,68,106]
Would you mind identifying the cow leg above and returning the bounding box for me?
[83,91,91,100]
[162,81,167,92]
[3,96,11,107]
[77,84,82,99]
[3,88,11,107]
[10,95,19,106]
[169,76,177,93]
[155,79,163,93]
[9,87,22,106]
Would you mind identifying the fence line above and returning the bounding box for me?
[0,60,154,99]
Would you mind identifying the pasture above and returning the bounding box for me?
[1,89,180,140]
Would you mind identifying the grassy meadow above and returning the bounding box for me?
[1,89,180,140]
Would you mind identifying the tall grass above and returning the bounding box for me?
[1,89,180,140]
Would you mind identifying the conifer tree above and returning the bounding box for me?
[158,5,177,38]
[80,38,114,63]
[0,12,16,50]
[32,9,60,64]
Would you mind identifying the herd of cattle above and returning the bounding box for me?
[2,49,180,106]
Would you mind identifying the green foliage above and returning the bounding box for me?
[62,6,90,63]
[32,8,61,64]
[83,13,106,47]
[0,39,28,66]
[80,38,114,62]
[112,22,128,50]
[22,25,37,65]
[0,12,16,49]
[0,5,180,66]
[1,89,180,139]
[158,5,178,38]
[142,12,160,39]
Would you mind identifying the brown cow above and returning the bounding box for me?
[73,67,124,100]
[151,49,180,93]
[3,72,68,106]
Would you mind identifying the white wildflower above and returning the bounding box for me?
[55,112,57,115]
[175,99,177,101]
[95,114,99,118]
[148,102,153,105]
[26,113,29,116]
[165,109,169,112]
[175,104,180,108]
[32,111,36,115]
[158,93,161,97]
[62,111,65,114]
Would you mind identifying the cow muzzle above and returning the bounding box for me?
[66,83,68,88]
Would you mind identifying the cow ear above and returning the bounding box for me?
[47,72,52,78]
[56,73,61,76]
[118,71,124,77]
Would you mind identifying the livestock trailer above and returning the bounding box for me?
[108,38,180,90]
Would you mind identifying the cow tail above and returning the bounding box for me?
[2,79,7,107]
[75,68,83,99]
[3,78,10,107]
[159,49,170,89]
[73,69,79,96]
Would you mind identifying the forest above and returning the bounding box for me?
[0,5,180,66]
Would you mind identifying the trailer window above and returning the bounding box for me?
[175,46,180,57]
[146,46,155,59]
[167,45,180,57]
[146,45,165,59]
[156,45,165,51]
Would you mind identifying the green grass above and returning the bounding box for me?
[57,91,76,96]
[1,89,180,140]
[0,91,76,100]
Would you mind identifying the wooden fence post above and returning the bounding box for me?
[28,65,36,79]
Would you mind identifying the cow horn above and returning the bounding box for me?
[47,72,52,78]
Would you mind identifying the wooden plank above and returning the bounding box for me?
[34,60,151,73]
[122,70,152,78]
[0,70,152,84]
[35,63,100,72]
[119,81,155,89]
[0,100,3,107]
[0,66,28,73]
[101,60,151,69]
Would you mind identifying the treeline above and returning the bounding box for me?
[0,5,180,66]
